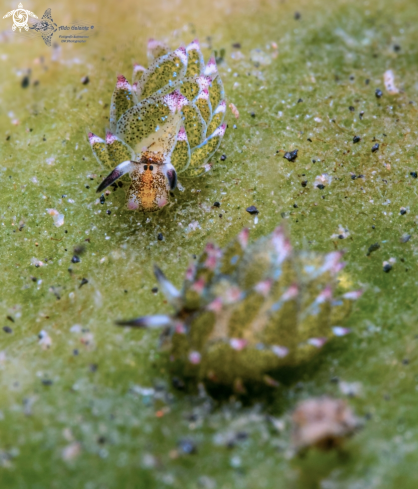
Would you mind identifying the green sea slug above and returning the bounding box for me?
[117,226,362,392]
[88,39,226,212]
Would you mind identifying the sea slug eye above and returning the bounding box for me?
[149,165,154,171]
[143,165,148,170]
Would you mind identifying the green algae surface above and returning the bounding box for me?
[1,0,418,487]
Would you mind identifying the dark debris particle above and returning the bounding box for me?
[151,287,158,294]
[42,379,53,386]
[283,149,298,162]
[71,255,80,264]
[316,184,325,190]
[402,358,409,365]
[400,208,407,215]
[213,201,220,208]
[236,431,248,441]
[375,88,383,98]
[301,180,308,187]
[246,205,259,215]
[353,135,361,143]
[178,439,197,455]
[6,135,10,141]
[172,377,186,390]
[73,349,79,355]
[3,326,12,334]
[393,44,401,52]
[226,431,249,448]
[297,98,303,103]
[349,106,355,112]
[383,263,393,273]
[294,11,301,19]
[21,75,30,88]
[100,194,106,204]
[401,234,411,243]
[293,203,298,208]
[81,76,90,85]
[157,232,164,241]
[371,143,380,153]
[6,316,14,323]
[365,79,370,85]
[232,42,241,48]
[250,112,256,117]
[410,172,417,178]
[366,242,380,256]
[79,278,89,288]
[106,210,111,215]
[85,185,90,189]
[89,364,98,372]
[220,154,227,161]
[97,436,107,444]
[359,111,364,119]
[73,244,86,255]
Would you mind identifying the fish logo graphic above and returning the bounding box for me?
[30,9,57,46]
[2,2,38,32]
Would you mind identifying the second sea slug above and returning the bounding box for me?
[117,226,362,393]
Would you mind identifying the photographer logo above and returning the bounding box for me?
[2,2,38,32]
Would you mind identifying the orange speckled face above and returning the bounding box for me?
[127,153,170,212]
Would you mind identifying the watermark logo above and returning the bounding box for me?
[3,3,94,46]
[3,2,38,32]
[30,9,57,46]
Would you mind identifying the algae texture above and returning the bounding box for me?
[1,0,418,487]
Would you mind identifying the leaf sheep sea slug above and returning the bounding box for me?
[117,226,362,392]
[88,39,226,212]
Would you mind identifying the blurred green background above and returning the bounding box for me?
[1,0,418,487]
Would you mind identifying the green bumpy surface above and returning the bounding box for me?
[3,0,418,486]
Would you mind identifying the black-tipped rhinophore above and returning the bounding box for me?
[116,314,173,329]
[153,265,182,308]
[153,264,168,282]
[96,160,134,193]
[97,169,123,192]
[166,168,177,190]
